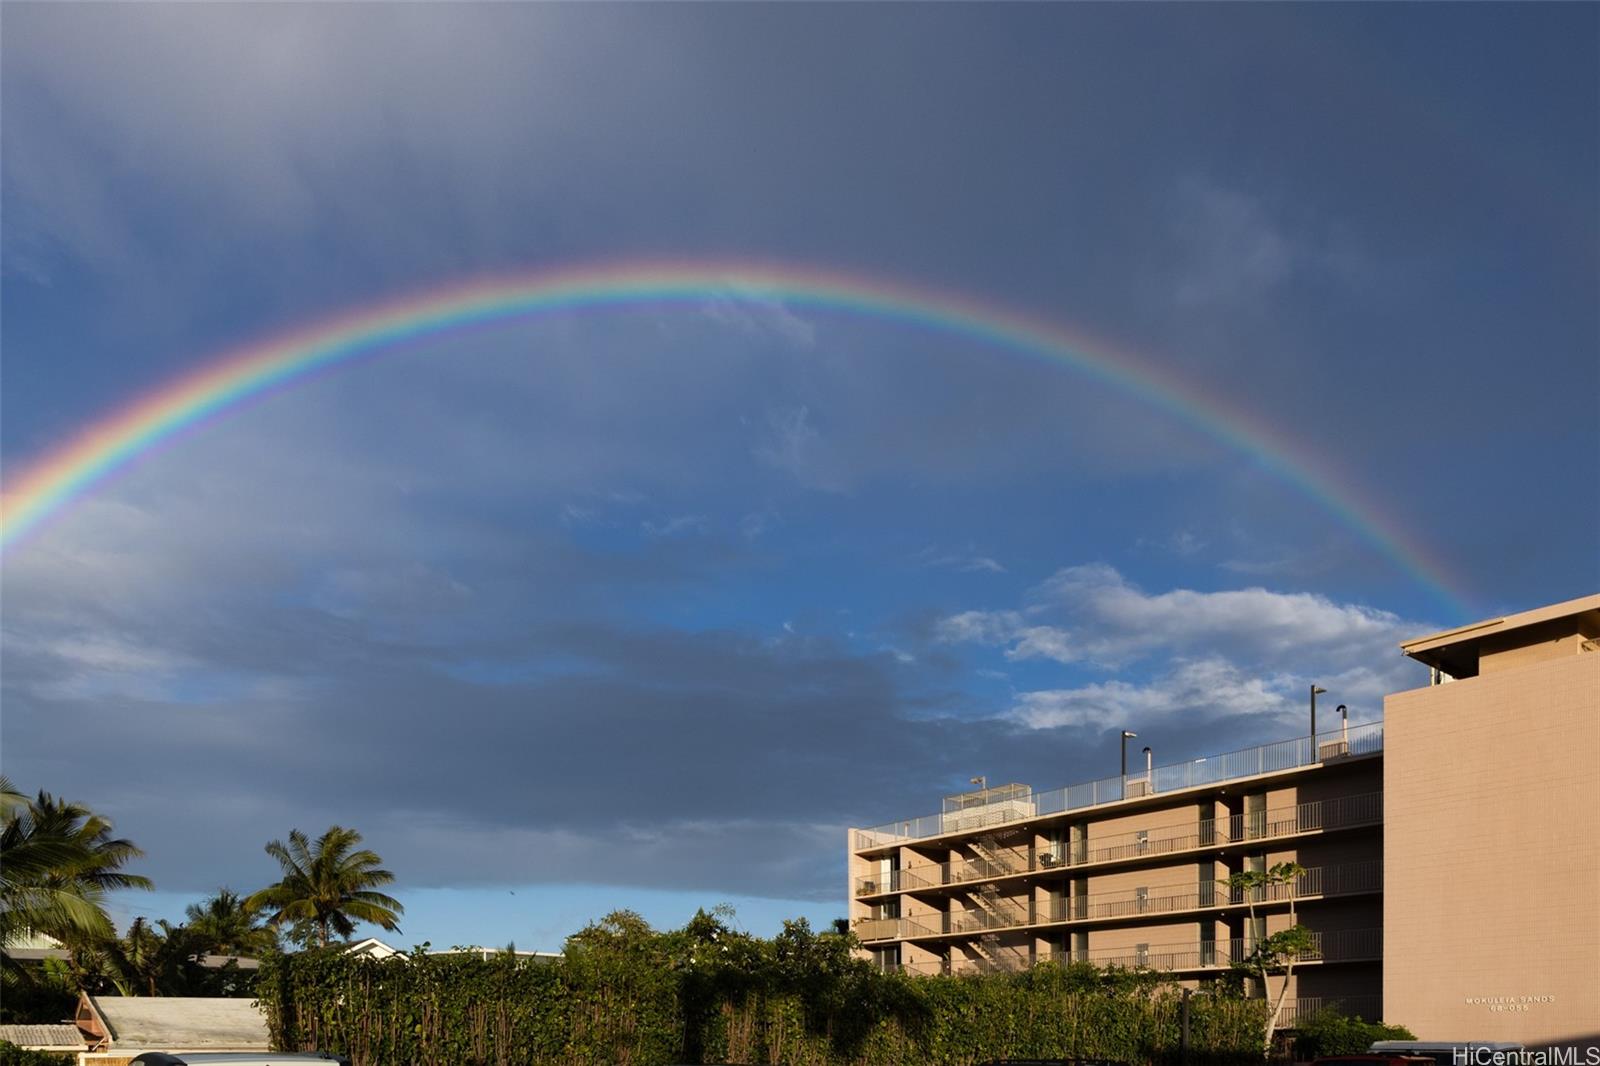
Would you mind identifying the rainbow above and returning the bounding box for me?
[0,258,1470,616]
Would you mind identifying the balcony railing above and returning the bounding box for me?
[857,862,1382,942]
[855,721,1383,850]
[1279,995,1384,1025]
[882,928,1382,976]
[854,790,1382,897]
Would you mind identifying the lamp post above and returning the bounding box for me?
[1121,730,1138,777]
[1310,685,1327,737]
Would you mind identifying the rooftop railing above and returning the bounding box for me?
[855,720,1382,850]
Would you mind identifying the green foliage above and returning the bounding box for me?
[256,909,1272,1066]
[0,1042,74,1066]
[0,958,77,1025]
[186,887,280,957]
[1292,1011,1417,1059]
[1,778,152,949]
[245,826,404,948]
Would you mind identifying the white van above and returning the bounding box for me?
[1369,1041,1526,1066]
[126,1049,352,1056]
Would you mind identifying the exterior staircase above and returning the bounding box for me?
[968,834,1025,971]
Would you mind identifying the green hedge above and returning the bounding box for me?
[255,914,1273,1066]
[1292,1011,1416,1059]
[0,1043,74,1066]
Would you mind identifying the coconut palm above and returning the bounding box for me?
[244,826,403,948]
[1,778,152,997]
[184,888,278,957]
[1,778,152,948]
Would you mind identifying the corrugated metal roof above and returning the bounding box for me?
[0,1024,88,1049]
[87,996,270,1049]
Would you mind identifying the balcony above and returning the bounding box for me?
[883,928,1382,976]
[854,721,1383,850]
[853,790,1382,897]
[854,861,1382,942]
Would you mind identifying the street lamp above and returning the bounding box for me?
[1310,685,1327,737]
[1121,730,1138,777]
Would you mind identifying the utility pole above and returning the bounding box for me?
[1310,685,1327,737]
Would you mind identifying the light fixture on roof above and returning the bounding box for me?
[1121,730,1138,777]
[1310,685,1328,737]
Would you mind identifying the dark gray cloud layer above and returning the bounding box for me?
[2,3,1593,921]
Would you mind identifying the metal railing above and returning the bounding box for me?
[856,862,1382,942]
[1279,995,1384,1025]
[854,790,1383,896]
[882,928,1382,977]
[855,721,1383,849]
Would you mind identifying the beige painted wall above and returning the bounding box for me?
[1384,653,1600,1045]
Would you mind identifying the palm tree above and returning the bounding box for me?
[185,889,278,957]
[244,826,403,948]
[1,778,152,995]
[1,778,152,948]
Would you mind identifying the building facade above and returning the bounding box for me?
[1383,594,1599,1048]
[848,593,1599,1048]
[848,723,1386,1024]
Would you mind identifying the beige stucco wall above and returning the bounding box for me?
[1384,652,1600,1045]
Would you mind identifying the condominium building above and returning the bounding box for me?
[1383,593,1599,1047]
[847,593,1599,1047]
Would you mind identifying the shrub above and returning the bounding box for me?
[0,1042,74,1066]
[1293,1011,1417,1059]
[255,912,1275,1066]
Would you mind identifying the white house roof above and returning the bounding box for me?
[83,995,270,1050]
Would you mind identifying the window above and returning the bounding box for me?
[1246,793,1267,839]
[1135,942,1149,967]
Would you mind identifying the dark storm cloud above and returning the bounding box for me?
[2,1,1594,931]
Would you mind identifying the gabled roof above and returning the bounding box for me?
[81,995,270,1050]
[343,937,404,959]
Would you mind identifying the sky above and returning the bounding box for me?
[2,3,1595,951]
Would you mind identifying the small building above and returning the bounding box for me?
[0,1024,89,1054]
[75,992,271,1057]
[344,937,559,962]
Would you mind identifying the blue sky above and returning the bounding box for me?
[2,3,1595,950]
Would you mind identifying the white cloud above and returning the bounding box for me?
[1172,177,1294,309]
[913,545,1007,574]
[700,293,817,349]
[642,514,710,538]
[1014,657,1288,730]
[755,405,840,490]
[939,563,1434,731]
[936,609,1024,645]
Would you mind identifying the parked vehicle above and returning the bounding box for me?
[129,1054,351,1065]
[1368,1042,1526,1066]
